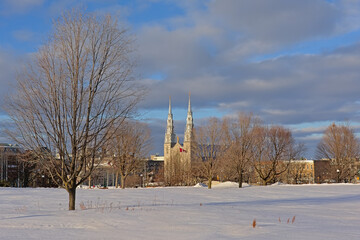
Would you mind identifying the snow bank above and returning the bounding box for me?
[212,181,239,188]
[271,181,287,186]
[194,183,207,188]
[194,181,251,188]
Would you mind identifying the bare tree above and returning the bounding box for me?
[6,10,143,210]
[252,125,299,185]
[108,121,151,189]
[223,113,259,188]
[316,123,360,183]
[283,161,308,184]
[193,118,225,189]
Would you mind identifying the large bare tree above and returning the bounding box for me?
[108,121,151,189]
[193,118,225,189]
[223,113,259,188]
[252,125,300,185]
[6,10,143,210]
[316,123,360,183]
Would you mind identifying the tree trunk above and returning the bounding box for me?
[207,177,212,189]
[262,179,268,186]
[238,171,243,188]
[121,175,126,189]
[115,171,119,188]
[68,187,76,210]
[88,176,91,188]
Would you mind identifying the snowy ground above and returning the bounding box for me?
[1,183,360,240]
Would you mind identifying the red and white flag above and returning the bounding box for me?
[180,147,187,153]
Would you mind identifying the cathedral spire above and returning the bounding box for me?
[187,92,192,113]
[168,96,172,114]
[165,96,176,144]
[184,92,193,142]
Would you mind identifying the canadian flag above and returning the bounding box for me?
[180,147,187,153]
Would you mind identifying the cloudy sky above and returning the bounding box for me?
[1,0,360,157]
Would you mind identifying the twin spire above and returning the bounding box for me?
[184,92,193,142]
[165,93,193,144]
[165,96,176,144]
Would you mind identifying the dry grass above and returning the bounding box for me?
[14,206,27,214]
[79,202,87,210]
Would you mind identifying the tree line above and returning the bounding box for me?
[176,113,304,188]
[188,114,360,188]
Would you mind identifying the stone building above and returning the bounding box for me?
[282,160,315,184]
[164,95,194,185]
[0,143,23,186]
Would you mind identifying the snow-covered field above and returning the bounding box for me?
[1,183,360,240]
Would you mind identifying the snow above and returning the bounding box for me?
[1,184,360,239]
[271,181,287,186]
[212,181,250,188]
[194,181,250,188]
[194,182,207,187]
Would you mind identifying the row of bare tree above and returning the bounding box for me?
[106,121,151,189]
[191,113,304,188]
[191,115,360,188]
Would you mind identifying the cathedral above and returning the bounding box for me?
[164,94,194,185]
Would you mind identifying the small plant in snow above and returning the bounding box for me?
[15,206,27,214]
[292,216,296,224]
[252,219,256,228]
[79,202,87,210]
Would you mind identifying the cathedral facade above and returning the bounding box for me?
[164,95,194,185]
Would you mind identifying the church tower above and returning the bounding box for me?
[182,93,194,175]
[184,93,194,145]
[163,94,194,185]
[164,97,176,181]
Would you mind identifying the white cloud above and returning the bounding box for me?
[2,0,44,14]
[12,29,35,42]
[0,49,20,112]
[209,0,339,43]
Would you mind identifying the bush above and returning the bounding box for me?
[0,180,11,187]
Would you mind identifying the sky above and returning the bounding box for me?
[1,0,360,158]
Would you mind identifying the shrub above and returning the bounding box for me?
[0,180,11,187]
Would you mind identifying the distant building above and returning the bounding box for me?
[284,160,315,184]
[164,94,194,185]
[313,158,360,183]
[313,159,332,183]
[85,155,165,188]
[146,155,164,184]
[0,143,23,186]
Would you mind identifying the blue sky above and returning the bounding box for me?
[1,0,360,157]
